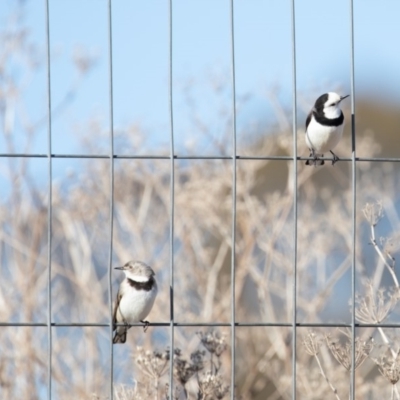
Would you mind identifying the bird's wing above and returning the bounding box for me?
[305,110,313,131]
[112,288,123,330]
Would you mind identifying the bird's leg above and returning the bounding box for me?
[330,150,339,165]
[306,149,315,165]
[306,148,322,166]
[119,312,129,328]
[140,319,150,332]
[122,317,129,329]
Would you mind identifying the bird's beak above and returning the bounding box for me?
[114,266,124,270]
[340,95,349,102]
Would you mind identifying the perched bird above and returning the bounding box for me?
[305,92,349,166]
[112,260,158,344]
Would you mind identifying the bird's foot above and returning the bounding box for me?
[330,151,339,165]
[306,151,324,166]
[140,320,150,332]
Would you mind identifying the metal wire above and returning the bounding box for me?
[229,1,237,398]
[44,0,53,398]
[2,153,400,163]
[168,0,175,398]
[290,0,298,398]
[349,0,357,398]
[2,321,400,328]
[107,1,115,399]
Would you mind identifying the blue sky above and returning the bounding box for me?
[1,0,400,166]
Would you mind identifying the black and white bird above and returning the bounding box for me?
[305,92,349,166]
[112,260,158,344]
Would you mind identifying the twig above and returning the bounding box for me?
[377,328,398,359]
[314,354,341,400]
[370,225,399,287]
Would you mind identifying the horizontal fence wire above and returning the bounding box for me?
[2,322,400,328]
[1,153,400,162]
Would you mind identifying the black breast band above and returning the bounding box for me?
[127,276,155,291]
[312,111,344,127]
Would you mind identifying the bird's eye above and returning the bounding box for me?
[331,103,336,107]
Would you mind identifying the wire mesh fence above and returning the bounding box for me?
[2,1,400,399]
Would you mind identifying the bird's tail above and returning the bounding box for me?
[113,330,127,344]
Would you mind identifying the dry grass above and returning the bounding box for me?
[2,4,400,400]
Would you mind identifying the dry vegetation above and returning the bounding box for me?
[2,4,400,400]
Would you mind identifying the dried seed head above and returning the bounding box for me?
[373,349,400,385]
[198,371,230,399]
[173,349,204,385]
[302,331,322,356]
[135,347,170,380]
[73,45,98,75]
[363,201,384,227]
[198,331,228,356]
[355,283,399,324]
[326,333,373,371]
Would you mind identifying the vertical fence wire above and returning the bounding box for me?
[107,1,115,399]
[44,0,53,398]
[349,0,357,398]
[228,1,237,398]
[290,0,298,398]
[168,0,175,398]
